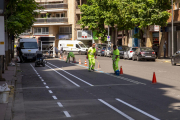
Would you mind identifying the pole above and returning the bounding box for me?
[0,55,5,81]
[172,0,174,55]
[108,25,109,47]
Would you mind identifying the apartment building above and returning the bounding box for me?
[20,0,94,55]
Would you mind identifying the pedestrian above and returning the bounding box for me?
[87,43,96,72]
[59,44,63,57]
[66,52,75,63]
[48,45,53,56]
[55,47,58,58]
[112,45,120,75]
[163,41,167,58]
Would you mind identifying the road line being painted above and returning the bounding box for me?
[63,111,71,117]
[98,99,134,120]
[48,90,53,93]
[116,98,160,120]
[57,102,63,107]
[46,64,80,87]
[52,96,57,100]
[47,62,93,86]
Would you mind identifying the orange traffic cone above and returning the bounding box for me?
[79,59,81,64]
[120,66,123,75]
[84,59,87,66]
[98,63,101,69]
[59,55,62,59]
[152,72,157,84]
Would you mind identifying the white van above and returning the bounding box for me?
[58,40,88,54]
[18,38,38,61]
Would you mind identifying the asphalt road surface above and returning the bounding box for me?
[20,55,180,120]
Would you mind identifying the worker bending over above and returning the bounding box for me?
[66,52,76,63]
[112,45,120,75]
[87,43,96,72]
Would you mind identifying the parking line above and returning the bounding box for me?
[45,86,49,89]
[63,111,71,118]
[98,99,134,120]
[116,98,160,120]
[46,64,80,87]
[57,102,63,107]
[52,96,57,100]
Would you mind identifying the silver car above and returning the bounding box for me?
[104,47,112,57]
[124,47,138,60]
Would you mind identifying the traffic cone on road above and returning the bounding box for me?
[152,72,157,84]
[59,55,62,59]
[84,59,87,66]
[79,59,81,65]
[98,63,101,69]
[120,66,123,75]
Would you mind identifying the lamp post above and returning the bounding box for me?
[172,0,174,56]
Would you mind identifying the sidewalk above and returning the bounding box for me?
[0,58,17,120]
[156,57,171,63]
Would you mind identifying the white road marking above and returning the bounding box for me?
[39,77,42,79]
[38,75,40,77]
[52,96,57,99]
[98,99,134,120]
[63,111,71,117]
[45,86,49,88]
[57,102,63,107]
[41,79,44,81]
[43,82,46,85]
[47,62,93,86]
[116,98,160,120]
[46,65,80,87]
[48,90,53,93]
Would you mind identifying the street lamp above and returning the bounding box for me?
[172,0,174,56]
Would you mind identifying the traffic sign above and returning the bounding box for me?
[107,36,110,41]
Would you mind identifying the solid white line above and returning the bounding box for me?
[52,96,57,99]
[47,62,93,86]
[116,98,160,120]
[63,111,71,117]
[46,65,80,87]
[98,99,134,120]
[48,90,53,93]
[45,86,49,88]
[57,102,63,107]
[43,82,46,85]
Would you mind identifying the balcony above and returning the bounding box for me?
[76,9,82,14]
[34,18,68,25]
[39,3,68,9]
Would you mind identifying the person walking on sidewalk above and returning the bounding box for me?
[112,45,120,75]
[163,41,167,58]
[59,44,63,57]
[87,43,96,72]
[66,52,75,63]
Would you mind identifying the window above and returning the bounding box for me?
[175,2,178,9]
[20,42,38,49]
[34,27,49,35]
[56,14,60,17]
[59,27,72,34]
[76,44,80,48]
[21,28,32,35]
[41,14,46,18]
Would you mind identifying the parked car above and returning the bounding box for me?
[132,47,156,61]
[124,47,138,60]
[96,43,107,54]
[171,49,180,65]
[97,47,106,56]
[104,47,112,57]
[118,46,128,58]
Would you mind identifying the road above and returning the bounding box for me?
[19,55,180,120]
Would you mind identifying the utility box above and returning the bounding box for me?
[0,83,10,103]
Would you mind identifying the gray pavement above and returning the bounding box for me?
[14,55,180,120]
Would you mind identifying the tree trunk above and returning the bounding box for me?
[139,29,144,47]
[158,27,165,59]
[125,30,129,46]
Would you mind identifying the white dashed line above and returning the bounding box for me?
[57,102,63,107]
[116,98,160,120]
[45,86,49,88]
[63,111,71,117]
[52,96,57,100]
[48,90,53,93]
[98,99,134,120]
[43,82,46,85]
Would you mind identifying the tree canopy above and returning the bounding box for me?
[5,0,42,36]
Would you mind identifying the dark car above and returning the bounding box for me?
[118,46,128,58]
[132,47,156,61]
[171,49,180,65]
[97,47,106,56]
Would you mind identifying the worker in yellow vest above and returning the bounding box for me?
[87,43,96,72]
[112,45,120,75]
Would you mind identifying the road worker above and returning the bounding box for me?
[66,52,76,63]
[87,43,96,72]
[112,45,120,75]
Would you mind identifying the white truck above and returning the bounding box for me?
[58,40,88,54]
[17,38,38,62]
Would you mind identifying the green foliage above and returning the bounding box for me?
[79,0,171,41]
[5,0,43,37]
